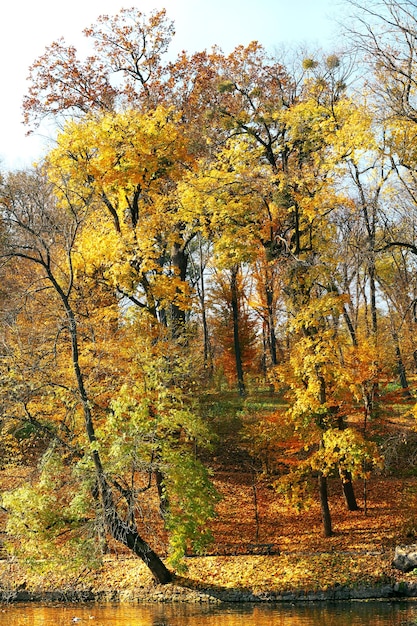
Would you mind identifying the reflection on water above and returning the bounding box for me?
[0,601,417,625]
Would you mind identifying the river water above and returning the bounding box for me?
[1,602,417,625]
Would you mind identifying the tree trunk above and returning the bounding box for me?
[318,472,333,537]
[265,281,277,366]
[336,414,359,512]
[155,468,169,518]
[362,386,373,433]
[393,332,412,398]
[170,240,188,335]
[116,523,172,584]
[339,468,359,511]
[199,237,212,373]
[97,465,172,584]
[230,265,245,396]
[369,259,378,337]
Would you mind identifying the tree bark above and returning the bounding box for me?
[339,468,359,511]
[155,468,169,518]
[318,472,333,537]
[265,280,277,366]
[230,265,246,396]
[336,413,359,512]
[170,240,188,335]
[393,332,412,398]
[199,237,212,373]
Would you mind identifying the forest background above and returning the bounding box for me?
[0,0,417,591]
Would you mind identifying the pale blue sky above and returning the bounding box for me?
[1,0,343,169]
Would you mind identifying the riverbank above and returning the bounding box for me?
[2,581,417,604]
[1,550,417,604]
[1,422,417,605]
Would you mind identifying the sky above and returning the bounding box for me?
[1,0,342,170]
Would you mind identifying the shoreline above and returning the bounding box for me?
[1,548,416,605]
[2,580,417,605]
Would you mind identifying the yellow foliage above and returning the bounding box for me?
[45,106,196,316]
[311,427,382,478]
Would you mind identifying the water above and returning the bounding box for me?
[0,602,417,626]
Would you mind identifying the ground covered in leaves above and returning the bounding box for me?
[1,389,417,599]
[0,469,416,598]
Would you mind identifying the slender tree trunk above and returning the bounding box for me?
[252,474,260,543]
[312,352,334,536]
[230,265,245,396]
[362,387,373,433]
[368,258,381,411]
[342,304,357,346]
[261,323,267,378]
[393,332,412,398]
[363,472,368,516]
[369,259,378,337]
[336,414,359,512]
[199,237,212,373]
[317,386,333,535]
[155,468,169,518]
[265,281,277,366]
[318,472,333,537]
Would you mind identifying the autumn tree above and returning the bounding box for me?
[0,168,217,582]
[273,287,380,535]
[24,8,205,337]
[344,0,417,293]
[23,8,175,128]
[23,24,292,362]
[373,236,417,395]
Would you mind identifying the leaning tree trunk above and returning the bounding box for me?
[95,454,172,584]
[339,468,359,511]
[58,282,172,584]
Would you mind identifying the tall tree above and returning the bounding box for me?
[0,168,217,582]
[274,289,379,534]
